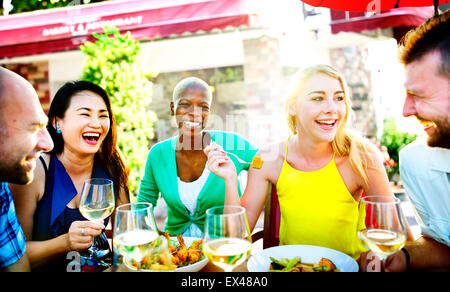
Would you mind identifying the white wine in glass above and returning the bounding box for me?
[79,178,115,259]
[79,203,115,221]
[203,205,252,272]
[113,202,173,270]
[114,229,159,263]
[358,196,407,262]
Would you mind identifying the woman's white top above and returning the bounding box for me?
[178,167,210,237]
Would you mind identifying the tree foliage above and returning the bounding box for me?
[380,117,417,178]
[80,27,157,197]
[4,0,105,14]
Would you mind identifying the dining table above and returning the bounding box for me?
[109,257,249,272]
[108,238,262,272]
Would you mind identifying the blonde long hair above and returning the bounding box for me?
[285,64,376,186]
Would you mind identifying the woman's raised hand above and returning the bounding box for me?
[204,142,237,181]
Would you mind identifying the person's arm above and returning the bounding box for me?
[24,221,103,269]
[205,142,240,206]
[205,143,273,231]
[109,185,130,238]
[228,132,258,170]
[361,146,414,241]
[10,161,103,269]
[137,147,165,234]
[357,146,417,271]
[9,160,45,242]
[9,160,64,268]
[1,254,30,272]
[361,147,394,197]
[137,148,160,207]
[384,236,450,272]
[239,159,271,231]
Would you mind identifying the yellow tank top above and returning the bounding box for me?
[276,138,367,260]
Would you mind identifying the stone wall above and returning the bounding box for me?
[150,66,247,143]
[330,46,377,137]
[149,35,299,147]
[242,35,289,147]
[3,62,51,113]
[149,35,293,148]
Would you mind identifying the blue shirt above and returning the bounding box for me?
[400,139,450,247]
[0,182,26,268]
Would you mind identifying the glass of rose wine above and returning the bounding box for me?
[357,196,407,263]
[113,202,172,270]
[79,178,115,259]
[203,205,252,272]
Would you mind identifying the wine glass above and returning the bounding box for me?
[79,178,115,259]
[357,196,407,263]
[113,202,173,271]
[203,205,252,272]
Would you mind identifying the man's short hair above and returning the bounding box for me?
[399,10,449,77]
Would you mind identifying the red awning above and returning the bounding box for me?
[301,0,449,12]
[330,7,434,34]
[0,0,261,59]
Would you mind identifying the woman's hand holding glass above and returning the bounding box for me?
[66,220,104,251]
[79,178,115,257]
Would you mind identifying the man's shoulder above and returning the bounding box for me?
[399,139,430,165]
[400,139,450,164]
[400,139,428,155]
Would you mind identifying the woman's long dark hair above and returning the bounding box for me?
[47,80,129,202]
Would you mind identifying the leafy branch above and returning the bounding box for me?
[80,27,157,198]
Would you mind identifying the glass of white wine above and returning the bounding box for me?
[113,202,173,271]
[79,178,115,259]
[203,205,252,272]
[358,195,407,263]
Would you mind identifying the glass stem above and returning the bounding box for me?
[88,235,99,257]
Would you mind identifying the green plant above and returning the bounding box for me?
[80,27,157,199]
[380,117,417,179]
[216,67,244,83]
[9,0,105,14]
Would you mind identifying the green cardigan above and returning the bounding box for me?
[137,131,257,235]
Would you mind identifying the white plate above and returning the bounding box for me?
[247,245,359,272]
[124,236,208,272]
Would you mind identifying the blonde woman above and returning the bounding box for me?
[205,64,403,260]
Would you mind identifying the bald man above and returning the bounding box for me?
[0,67,53,271]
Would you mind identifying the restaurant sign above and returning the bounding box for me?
[0,0,257,58]
[42,15,144,38]
[0,11,147,48]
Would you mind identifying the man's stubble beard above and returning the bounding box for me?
[427,119,450,149]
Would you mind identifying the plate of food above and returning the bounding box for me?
[247,245,358,272]
[124,233,208,272]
